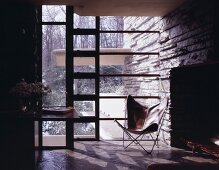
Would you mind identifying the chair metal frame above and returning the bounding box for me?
[115,97,169,154]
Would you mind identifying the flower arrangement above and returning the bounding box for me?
[10,79,51,112]
[10,79,32,98]
[29,81,51,98]
[10,79,51,98]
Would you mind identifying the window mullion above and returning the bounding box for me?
[96,16,100,140]
[66,6,73,107]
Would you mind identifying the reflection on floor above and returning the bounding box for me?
[36,141,219,170]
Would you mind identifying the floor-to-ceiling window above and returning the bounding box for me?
[41,5,67,146]
[41,5,160,143]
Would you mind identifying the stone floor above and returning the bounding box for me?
[36,141,219,170]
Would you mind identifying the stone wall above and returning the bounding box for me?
[123,0,216,144]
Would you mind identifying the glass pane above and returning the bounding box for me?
[100,16,124,31]
[74,101,95,117]
[35,121,39,147]
[74,79,95,95]
[100,33,159,52]
[99,98,159,119]
[100,120,125,140]
[124,16,161,30]
[99,54,127,67]
[42,25,66,107]
[100,120,157,140]
[100,16,160,31]
[42,5,66,22]
[100,99,126,118]
[42,121,66,146]
[100,65,124,74]
[100,77,125,95]
[100,76,160,97]
[73,35,95,49]
[100,33,123,48]
[74,123,95,139]
[74,14,95,29]
[74,57,95,73]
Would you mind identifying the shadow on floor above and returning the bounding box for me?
[36,141,219,170]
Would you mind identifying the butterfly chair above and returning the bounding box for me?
[114,95,169,154]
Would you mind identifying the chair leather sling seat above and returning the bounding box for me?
[115,95,169,154]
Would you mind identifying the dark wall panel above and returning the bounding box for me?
[170,63,219,147]
[0,3,36,110]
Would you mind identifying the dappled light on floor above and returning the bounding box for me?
[37,141,219,170]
